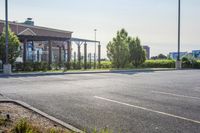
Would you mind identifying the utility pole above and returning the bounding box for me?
[3,0,11,74]
[176,0,182,69]
[5,0,8,64]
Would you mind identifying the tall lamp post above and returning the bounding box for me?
[94,29,97,69]
[176,0,182,69]
[3,0,11,74]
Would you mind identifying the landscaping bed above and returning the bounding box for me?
[0,102,73,133]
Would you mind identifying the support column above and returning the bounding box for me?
[48,40,52,70]
[74,52,76,62]
[84,42,87,69]
[67,41,71,69]
[37,50,40,62]
[73,52,77,69]
[98,43,101,68]
[23,39,27,63]
[58,46,62,68]
[63,45,66,62]
[32,41,34,62]
[89,53,92,69]
[77,44,81,69]
[43,45,48,62]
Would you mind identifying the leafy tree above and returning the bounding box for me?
[0,26,20,65]
[151,54,167,60]
[158,54,167,59]
[107,29,130,68]
[129,37,146,67]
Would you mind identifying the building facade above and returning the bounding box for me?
[169,52,188,60]
[0,18,101,69]
[142,45,150,60]
[192,50,200,59]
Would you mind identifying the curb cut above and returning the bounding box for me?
[0,99,83,133]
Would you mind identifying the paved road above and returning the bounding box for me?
[0,70,200,133]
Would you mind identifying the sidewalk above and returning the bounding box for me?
[0,68,175,77]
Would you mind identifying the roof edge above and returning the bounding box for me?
[0,19,73,34]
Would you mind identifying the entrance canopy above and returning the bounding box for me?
[0,20,101,69]
[18,35,100,44]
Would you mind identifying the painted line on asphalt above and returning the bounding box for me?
[16,78,31,82]
[152,91,200,100]
[94,96,200,124]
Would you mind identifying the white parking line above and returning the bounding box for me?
[94,96,200,124]
[16,78,31,82]
[152,91,200,100]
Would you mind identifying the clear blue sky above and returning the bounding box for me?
[0,0,199,57]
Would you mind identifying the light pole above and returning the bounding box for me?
[3,0,11,74]
[176,0,182,69]
[94,29,97,69]
[5,0,8,64]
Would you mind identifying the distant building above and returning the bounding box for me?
[192,50,200,59]
[169,52,188,60]
[0,18,100,68]
[143,45,150,59]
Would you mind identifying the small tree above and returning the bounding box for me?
[0,26,20,65]
[158,54,167,59]
[107,29,130,68]
[129,37,146,67]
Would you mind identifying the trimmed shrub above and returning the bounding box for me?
[23,62,34,71]
[181,57,192,68]
[14,62,24,71]
[13,62,48,72]
[40,62,48,71]
[99,61,112,69]
[192,60,200,69]
[141,60,175,68]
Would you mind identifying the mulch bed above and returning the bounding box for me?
[0,102,72,133]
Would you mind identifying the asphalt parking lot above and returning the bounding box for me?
[0,70,200,133]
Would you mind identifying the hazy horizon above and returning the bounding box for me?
[0,0,199,58]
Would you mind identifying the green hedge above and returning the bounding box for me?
[182,59,200,69]
[13,62,48,72]
[141,60,176,68]
[99,61,112,69]
[193,60,200,69]
[11,59,200,72]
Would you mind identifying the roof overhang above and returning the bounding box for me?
[17,35,100,44]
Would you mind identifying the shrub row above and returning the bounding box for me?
[182,59,200,69]
[11,59,200,72]
[13,62,48,72]
[99,61,112,69]
[141,59,200,69]
[140,60,176,68]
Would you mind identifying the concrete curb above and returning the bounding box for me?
[0,68,176,77]
[0,99,83,133]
